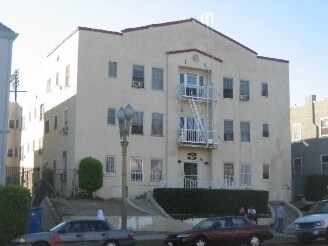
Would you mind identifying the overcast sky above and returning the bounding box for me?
[1,0,327,105]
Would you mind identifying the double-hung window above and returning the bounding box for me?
[240,162,252,186]
[240,121,250,142]
[44,119,50,133]
[105,156,116,175]
[320,119,328,137]
[107,108,116,125]
[223,77,233,99]
[180,73,204,98]
[131,111,143,135]
[263,164,270,180]
[293,157,303,176]
[261,83,268,97]
[130,157,143,182]
[65,65,70,88]
[224,120,234,141]
[108,61,117,78]
[240,80,249,100]
[151,113,163,136]
[152,67,163,90]
[150,159,163,182]
[132,65,144,88]
[321,155,328,173]
[292,123,301,141]
[263,123,269,137]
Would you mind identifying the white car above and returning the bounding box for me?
[294,199,328,244]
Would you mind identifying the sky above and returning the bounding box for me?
[1,0,327,106]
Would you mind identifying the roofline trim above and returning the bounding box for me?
[257,56,289,63]
[167,48,223,63]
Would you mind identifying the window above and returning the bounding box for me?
[130,157,143,182]
[263,164,270,180]
[240,80,249,100]
[292,123,301,141]
[7,148,13,157]
[38,138,43,155]
[320,119,328,137]
[240,162,252,186]
[293,157,303,176]
[21,145,24,160]
[105,156,116,174]
[224,120,234,141]
[40,104,44,121]
[263,123,269,137]
[64,109,68,127]
[56,72,60,86]
[223,77,233,99]
[240,121,250,142]
[65,65,70,88]
[15,119,20,129]
[131,111,143,135]
[152,67,163,90]
[9,119,15,129]
[132,65,144,88]
[34,107,37,118]
[180,73,204,97]
[321,155,328,173]
[179,116,204,142]
[151,113,163,136]
[44,119,50,133]
[14,148,18,157]
[108,61,117,78]
[261,83,268,97]
[150,159,163,182]
[107,108,116,125]
[224,163,234,184]
[46,78,51,92]
[54,115,58,130]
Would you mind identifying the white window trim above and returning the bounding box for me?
[293,157,303,176]
[320,118,328,137]
[105,155,116,176]
[292,123,302,142]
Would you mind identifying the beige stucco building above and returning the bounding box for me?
[20,18,291,201]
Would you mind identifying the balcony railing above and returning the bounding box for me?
[160,177,249,190]
[178,129,218,146]
[177,84,218,101]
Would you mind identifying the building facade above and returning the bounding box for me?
[0,23,18,184]
[291,95,328,200]
[20,18,291,200]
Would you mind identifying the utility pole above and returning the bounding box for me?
[10,69,26,101]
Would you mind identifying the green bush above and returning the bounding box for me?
[41,167,54,186]
[154,188,269,217]
[0,185,32,245]
[78,157,103,197]
[304,175,328,201]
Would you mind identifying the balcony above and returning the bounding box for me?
[178,129,218,147]
[177,84,218,101]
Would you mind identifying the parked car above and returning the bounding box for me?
[294,199,328,244]
[164,216,273,246]
[11,219,136,246]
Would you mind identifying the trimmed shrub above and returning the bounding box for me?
[78,157,103,197]
[154,188,269,218]
[0,185,32,245]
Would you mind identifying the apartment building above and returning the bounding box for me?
[291,95,328,200]
[21,18,291,200]
[0,23,18,184]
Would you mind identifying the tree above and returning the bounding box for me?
[78,157,103,197]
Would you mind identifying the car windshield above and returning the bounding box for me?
[50,221,67,232]
[193,218,217,229]
[308,201,328,214]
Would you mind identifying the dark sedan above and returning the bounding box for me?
[164,216,273,246]
[11,219,136,246]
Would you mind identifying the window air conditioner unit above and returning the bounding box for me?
[240,94,249,101]
[63,126,68,134]
[132,81,143,88]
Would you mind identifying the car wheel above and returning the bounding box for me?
[194,237,208,246]
[297,237,313,245]
[104,240,118,246]
[248,234,260,246]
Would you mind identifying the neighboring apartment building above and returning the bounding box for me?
[20,18,291,200]
[0,23,18,184]
[291,95,328,200]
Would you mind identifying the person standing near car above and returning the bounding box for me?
[276,202,285,233]
[97,208,105,220]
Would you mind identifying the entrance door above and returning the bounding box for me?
[184,162,198,188]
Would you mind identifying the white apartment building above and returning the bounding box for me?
[0,23,18,184]
[21,18,291,200]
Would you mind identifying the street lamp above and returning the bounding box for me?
[117,104,133,229]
